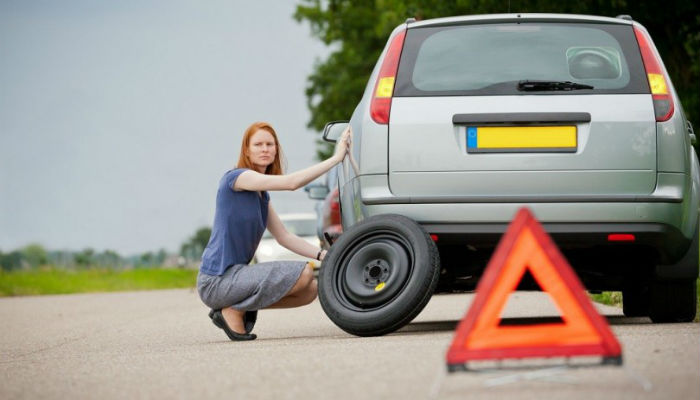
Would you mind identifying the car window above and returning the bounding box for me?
[395,22,648,96]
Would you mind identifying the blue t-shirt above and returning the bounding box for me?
[200,168,269,276]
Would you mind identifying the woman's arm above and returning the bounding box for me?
[266,205,327,261]
[234,128,351,192]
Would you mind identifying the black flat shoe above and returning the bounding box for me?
[243,310,257,334]
[209,309,223,329]
[210,309,257,334]
[211,310,257,341]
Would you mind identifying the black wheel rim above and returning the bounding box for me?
[334,231,413,310]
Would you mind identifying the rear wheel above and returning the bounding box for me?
[649,222,698,323]
[649,279,697,322]
[318,214,440,336]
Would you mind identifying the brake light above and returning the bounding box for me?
[370,30,406,124]
[633,26,674,122]
[329,188,341,225]
[330,189,340,211]
[608,234,636,242]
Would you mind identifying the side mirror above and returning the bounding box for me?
[322,121,349,143]
[304,183,330,200]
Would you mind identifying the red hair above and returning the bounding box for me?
[236,122,284,175]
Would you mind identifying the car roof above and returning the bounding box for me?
[408,13,633,29]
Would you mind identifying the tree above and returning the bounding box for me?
[139,251,154,267]
[98,249,122,268]
[47,250,76,267]
[296,0,699,159]
[180,227,212,262]
[192,228,212,252]
[75,248,95,267]
[0,250,23,271]
[21,243,48,268]
[155,248,168,266]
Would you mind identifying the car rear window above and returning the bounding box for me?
[394,22,648,96]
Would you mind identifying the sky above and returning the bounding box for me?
[0,1,330,255]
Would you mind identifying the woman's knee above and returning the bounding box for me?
[289,264,314,295]
[302,279,318,305]
[308,278,318,296]
[300,263,315,285]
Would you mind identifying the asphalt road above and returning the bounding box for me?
[1,288,698,400]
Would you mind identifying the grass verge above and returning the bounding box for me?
[590,291,623,307]
[0,267,197,296]
[590,278,700,322]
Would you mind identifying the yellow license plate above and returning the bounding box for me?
[466,126,577,153]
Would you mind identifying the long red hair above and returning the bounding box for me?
[236,122,285,175]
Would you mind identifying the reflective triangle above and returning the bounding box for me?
[446,208,622,367]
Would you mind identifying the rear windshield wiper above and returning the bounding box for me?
[518,80,594,91]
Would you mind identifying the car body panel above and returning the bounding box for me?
[389,95,656,197]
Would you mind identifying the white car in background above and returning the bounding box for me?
[254,213,321,268]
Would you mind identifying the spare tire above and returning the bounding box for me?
[318,214,440,336]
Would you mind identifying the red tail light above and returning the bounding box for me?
[370,30,406,124]
[329,188,341,225]
[634,26,674,122]
[330,188,340,211]
[608,234,636,242]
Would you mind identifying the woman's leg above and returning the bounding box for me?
[221,307,247,333]
[220,263,315,332]
[266,263,317,309]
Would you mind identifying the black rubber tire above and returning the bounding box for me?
[622,285,650,317]
[649,279,697,323]
[318,214,440,336]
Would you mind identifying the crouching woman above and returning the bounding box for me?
[197,121,350,341]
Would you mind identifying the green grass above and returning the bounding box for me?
[0,267,197,296]
[590,278,700,322]
[590,291,623,307]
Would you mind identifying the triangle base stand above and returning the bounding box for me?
[447,355,623,373]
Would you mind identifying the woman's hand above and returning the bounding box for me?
[332,126,352,162]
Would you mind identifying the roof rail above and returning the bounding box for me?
[405,17,416,24]
[616,14,633,21]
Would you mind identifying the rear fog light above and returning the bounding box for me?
[607,234,636,242]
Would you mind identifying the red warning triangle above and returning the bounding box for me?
[446,208,622,367]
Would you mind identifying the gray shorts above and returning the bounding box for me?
[197,261,307,311]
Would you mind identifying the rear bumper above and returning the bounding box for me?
[345,173,697,274]
[360,172,686,204]
[424,221,690,264]
[355,172,694,237]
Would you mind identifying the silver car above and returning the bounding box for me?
[319,13,699,336]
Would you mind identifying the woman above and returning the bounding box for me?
[197,121,350,341]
